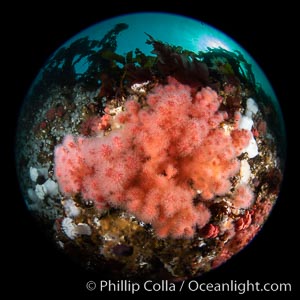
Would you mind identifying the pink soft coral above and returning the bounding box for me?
[232,184,254,209]
[54,78,251,238]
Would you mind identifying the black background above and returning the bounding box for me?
[6,1,297,297]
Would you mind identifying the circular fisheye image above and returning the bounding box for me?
[15,12,285,280]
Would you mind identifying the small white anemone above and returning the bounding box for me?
[29,167,49,182]
[27,188,40,202]
[245,98,259,118]
[62,217,78,239]
[239,115,258,158]
[43,179,59,197]
[29,167,39,182]
[35,184,47,200]
[35,179,59,200]
[61,218,92,240]
[240,160,251,184]
[62,199,81,218]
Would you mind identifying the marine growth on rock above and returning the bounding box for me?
[16,13,285,280]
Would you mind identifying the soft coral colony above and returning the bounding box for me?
[55,78,253,238]
[20,24,284,279]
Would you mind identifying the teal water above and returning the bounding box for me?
[64,13,276,104]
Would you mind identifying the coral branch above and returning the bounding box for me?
[54,78,252,238]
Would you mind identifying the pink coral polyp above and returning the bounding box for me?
[54,78,251,238]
